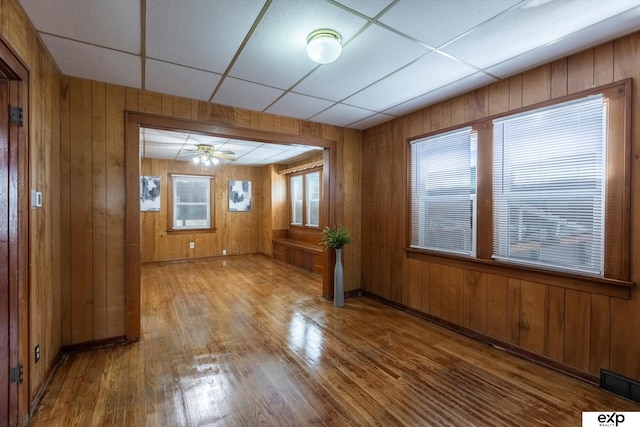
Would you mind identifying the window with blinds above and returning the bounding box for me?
[410,127,476,255]
[172,175,212,229]
[289,170,322,228]
[492,94,605,274]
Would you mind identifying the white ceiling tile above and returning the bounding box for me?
[333,0,395,18]
[229,0,368,90]
[41,34,141,88]
[266,92,335,120]
[146,0,265,73]
[18,0,140,53]
[441,0,640,70]
[293,24,430,101]
[379,0,521,48]
[486,5,640,78]
[311,103,377,127]
[349,113,395,130]
[213,77,284,111]
[344,51,477,111]
[384,72,497,116]
[146,59,221,101]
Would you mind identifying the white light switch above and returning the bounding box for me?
[31,190,43,208]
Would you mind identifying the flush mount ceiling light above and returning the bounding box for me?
[306,29,342,64]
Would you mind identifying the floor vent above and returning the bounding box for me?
[601,369,640,403]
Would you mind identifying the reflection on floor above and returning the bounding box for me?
[29,254,639,426]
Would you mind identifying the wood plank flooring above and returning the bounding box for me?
[28,255,639,426]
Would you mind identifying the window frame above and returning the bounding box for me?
[167,173,216,233]
[288,169,323,229]
[406,79,632,290]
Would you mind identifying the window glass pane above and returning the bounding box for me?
[492,95,605,274]
[305,171,320,226]
[291,175,303,225]
[173,176,210,229]
[411,127,475,255]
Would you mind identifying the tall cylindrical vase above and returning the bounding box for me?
[334,248,344,307]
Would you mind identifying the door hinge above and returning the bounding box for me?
[10,106,23,127]
[9,365,23,384]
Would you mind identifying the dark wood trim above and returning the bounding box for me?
[126,112,338,339]
[0,35,29,426]
[405,248,632,299]
[360,290,600,386]
[62,336,128,355]
[28,350,63,418]
[166,172,217,233]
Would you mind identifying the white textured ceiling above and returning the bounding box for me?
[17,0,640,164]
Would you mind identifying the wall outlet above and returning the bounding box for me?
[189,242,195,249]
[222,249,227,256]
[35,345,40,363]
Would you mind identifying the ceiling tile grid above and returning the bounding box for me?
[16,0,640,162]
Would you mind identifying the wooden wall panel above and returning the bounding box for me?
[518,281,548,355]
[547,286,565,363]
[2,0,64,418]
[486,274,507,341]
[362,31,640,382]
[140,159,263,262]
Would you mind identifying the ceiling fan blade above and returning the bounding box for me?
[213,154,236,161]
[213,150,235,155]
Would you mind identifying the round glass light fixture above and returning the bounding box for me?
[306,29,342,64]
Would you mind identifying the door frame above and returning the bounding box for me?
[0,35,29,426]
[124,112,337,340]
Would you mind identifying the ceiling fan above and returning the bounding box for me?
[178,144,236,166]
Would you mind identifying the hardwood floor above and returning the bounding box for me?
[29,255,639,426]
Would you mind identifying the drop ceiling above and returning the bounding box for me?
[17,0,640,164]
[18,0,640,130]
[139,127,322,166]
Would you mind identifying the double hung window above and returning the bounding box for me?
[410,127,477,255]
[290,171,321,227]
[169,174,214,230]
[492,95,605,274]
[409,81,629,282]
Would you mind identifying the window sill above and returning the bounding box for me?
[166,228,217,235]
[404,247,633,299]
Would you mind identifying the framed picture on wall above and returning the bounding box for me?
[140,175,160,211]
[229,180,252,212]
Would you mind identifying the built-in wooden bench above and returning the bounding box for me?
[272,229,324,275]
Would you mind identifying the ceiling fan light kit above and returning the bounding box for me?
[306,29,342,64]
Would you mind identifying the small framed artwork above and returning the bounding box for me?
[229,180,252,212]
[140,175,161,211]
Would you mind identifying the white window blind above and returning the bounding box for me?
[173,175,211,229]
[492,94,605,274]
[290,175,303,225]
[305,171,320,227]
[411,127,475,255]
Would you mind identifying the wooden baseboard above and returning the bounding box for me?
[359,290,600,386]
[29,351,64,418]
[62,336,129,355]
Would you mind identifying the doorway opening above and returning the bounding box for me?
[125,112,336,340]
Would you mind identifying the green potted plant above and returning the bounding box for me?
[321,225,351,307]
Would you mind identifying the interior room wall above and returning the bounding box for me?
[2,0,63,413]
[140,158,264,262]
[60,77,362,348]
[361,30,640,383]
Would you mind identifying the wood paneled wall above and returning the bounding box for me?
[60,79,362,346]
[1,0,63,417]
[140,159,264,262]
[361,32,640,382]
